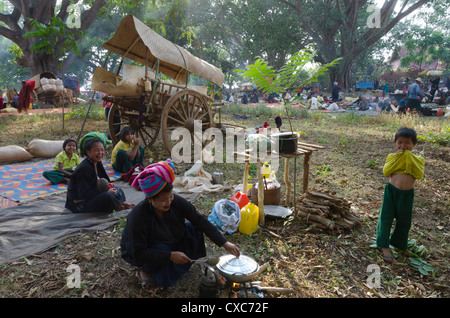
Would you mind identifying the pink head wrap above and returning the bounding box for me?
[131,159,175,197]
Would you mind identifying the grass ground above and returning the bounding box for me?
[0,103,449,299]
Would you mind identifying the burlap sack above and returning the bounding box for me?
[27,139,64,158]
[0,145,32,164]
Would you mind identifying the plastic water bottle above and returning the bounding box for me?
[262,162,271,178]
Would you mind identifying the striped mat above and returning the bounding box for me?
[0,159,121,207]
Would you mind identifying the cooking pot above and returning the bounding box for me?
[271,132,298,154]
[215,254,269,283]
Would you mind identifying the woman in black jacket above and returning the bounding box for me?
[65,137,134,213]
[120,159,240,288]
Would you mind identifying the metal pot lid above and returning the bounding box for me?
[216,254,259,276]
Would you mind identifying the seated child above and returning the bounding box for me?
[397,100,407,114]
[97,177,113,192]
[376,127,425,262]
[111,127,145,174]
[43,138,81,184]
[97,177,129,205]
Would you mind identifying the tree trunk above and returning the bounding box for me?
[0,0,106,77]
[278,0,430,90]
[25,50,58,75]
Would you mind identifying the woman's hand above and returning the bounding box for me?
[223,241,240,258]
[170,251,191,264]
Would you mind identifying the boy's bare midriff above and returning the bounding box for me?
[389,173,416,190]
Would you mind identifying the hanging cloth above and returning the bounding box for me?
[18,80,35,113]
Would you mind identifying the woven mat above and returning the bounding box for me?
[0,159,121,205]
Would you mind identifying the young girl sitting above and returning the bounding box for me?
[111,127,145,173]
[43,138,81,184]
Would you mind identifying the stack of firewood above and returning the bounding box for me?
[295,188,361,231]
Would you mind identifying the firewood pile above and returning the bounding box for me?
[295,188,361,231]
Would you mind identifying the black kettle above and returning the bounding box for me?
[199,266,219,298]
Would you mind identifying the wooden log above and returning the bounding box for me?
[301,198,333,209]
[260,227,282,239]
[297,141,325,149]
[297,206,328,216]
[297,144,319,152]
[307,190,344,202]
[296,209,335,230]
[252,282,295,294]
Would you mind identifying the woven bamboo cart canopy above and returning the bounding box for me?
[102,15,224,87]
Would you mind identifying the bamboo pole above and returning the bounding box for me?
[284,157,291,205]
[302,152,311,194]
[243,162,251,194]
[256,160,265,226]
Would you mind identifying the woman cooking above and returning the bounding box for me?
[120,159,240,288]
[65,137,134,213]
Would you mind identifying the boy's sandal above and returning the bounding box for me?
[378,248,395,263]
[381,254,395,263]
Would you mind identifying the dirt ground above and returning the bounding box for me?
[0,109,449,300]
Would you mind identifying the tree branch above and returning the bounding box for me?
[79,0,106,32]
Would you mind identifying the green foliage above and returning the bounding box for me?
[0,42,29,87]
[64,104,105,120]
[238,44,341,96]
[407,239,435,276]
[366,160,378,168]
[417,124,450,146]
[23,17,85,63]
[316,164,331,176]
[400,26,450,69]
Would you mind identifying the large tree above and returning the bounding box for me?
[186,0,306,88]
[277,0,431,88]
[0,0,106,75]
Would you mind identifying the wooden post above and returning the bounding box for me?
[256,160,265,226]
[243,162,251,194]
[293,155,297,216]
[303,152,311,193]
[284,157,291,205]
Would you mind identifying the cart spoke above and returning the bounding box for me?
[187,96,196,118]
[192,104,203,120]
[198,111,210,120]
[167,115,185,126]
[140,127,157,139]
[171,102,187,122]
[179,97,189,119]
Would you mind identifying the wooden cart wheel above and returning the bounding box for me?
[108,102,159,149]
[31,90,38,105]
[161,90,213,158]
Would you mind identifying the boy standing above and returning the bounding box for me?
[376,127,425,262]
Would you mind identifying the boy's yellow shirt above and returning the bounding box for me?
[383,149,425,180]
